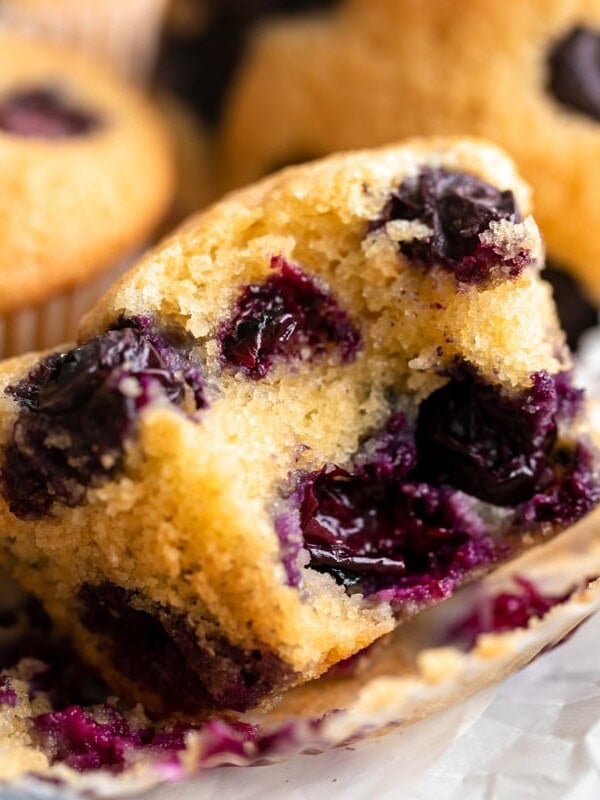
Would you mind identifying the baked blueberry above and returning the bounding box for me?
[0,88,98,138]
[220,255,360,378]
[3,318,206,520]
[370,169,528,284]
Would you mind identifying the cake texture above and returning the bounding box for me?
[0,139,597,718]
[220,0,600,300]
[0,33,174,355]
[0,506,599,789]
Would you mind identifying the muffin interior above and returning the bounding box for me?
[0,143,597,712]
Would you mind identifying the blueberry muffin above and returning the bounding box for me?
[157,0,339,125]
[220,0,600,301]
[0,33,174,357]
[0,139,597,717]
[0,0,170,83]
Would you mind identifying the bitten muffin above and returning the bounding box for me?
[0,139,598,717]
[0,0,170,83]
[0,33,174,356]
[220,0,600,301]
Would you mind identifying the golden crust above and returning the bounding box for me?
[220,0,600,299]
[0,33,175,313]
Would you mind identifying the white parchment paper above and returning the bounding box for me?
[140,689,495,800]
[411,612,600,800]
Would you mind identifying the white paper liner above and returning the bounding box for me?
[0,0,169,83]
[410,610,600,799]
[0,254,137,360]
[0,504,599,797]
[9,692,496,800]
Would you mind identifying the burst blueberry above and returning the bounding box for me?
[296,371,595,601]
[298,412,496,598]
[2,317,206,519]
[220,255,360,379]
[415,369,582,506]
[370,168,529,283]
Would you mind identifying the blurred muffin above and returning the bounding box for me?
[0,33,174,357]
[156,92,215,223]
[219,0,600,302]
[165,0,209,37]
[0,0,170,82]
[157,0,339,124]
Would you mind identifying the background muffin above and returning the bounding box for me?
[0,33,174,356]
[219,0,600,305]
[157,0,338,125]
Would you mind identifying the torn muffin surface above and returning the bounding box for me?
[0,138,597,717]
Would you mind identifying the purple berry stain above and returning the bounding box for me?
[2,317,206,519]
[32,704,313,773]
[450,577,570,650]
[34,705,143,772]
[0,88,99,138]
[296,371,597,600]
[220,255,360,379]
[370,168,529,284]
[274,509,304,587]
[517,443,600,526]
[0,676,17,707]
[33,704,196,772]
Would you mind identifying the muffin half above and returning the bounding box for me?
[0,139,597,716]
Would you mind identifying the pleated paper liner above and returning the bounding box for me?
[0,254,135,359]
[0,0,170,83]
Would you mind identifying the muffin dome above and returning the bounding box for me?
[0,33,174,316]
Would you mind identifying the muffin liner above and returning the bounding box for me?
[0,504,599,796]
[0,0,170,83]
[0,254,136,360]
